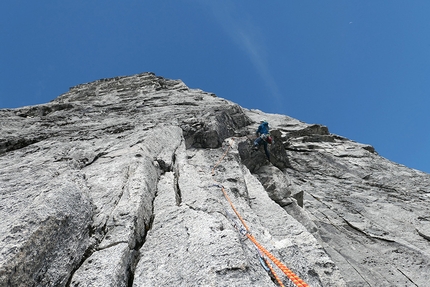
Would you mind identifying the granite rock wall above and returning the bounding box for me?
[1,72,429,286]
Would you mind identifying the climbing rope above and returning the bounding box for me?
[211,138,309,287]
[246,233,308,287]
[264,257,285,287]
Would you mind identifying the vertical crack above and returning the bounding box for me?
[65,221,101,287]
[127,150,177,286]
[126,250,139,287]
[172,152,182,206]
[126,183,158,287]
[128,139,184,285]
[65,172,104,287]
[174,169,182,205]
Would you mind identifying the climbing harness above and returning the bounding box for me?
[211,138,309,287]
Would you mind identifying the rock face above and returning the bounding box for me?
[0,72,429,287]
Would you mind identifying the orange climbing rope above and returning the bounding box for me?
[264,258,285,287]
[211,139,309,287]
[220,185,250,232]
[247,234,309,287]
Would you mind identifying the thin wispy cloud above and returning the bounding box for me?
[203,2,282,106]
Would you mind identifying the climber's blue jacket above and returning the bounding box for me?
[256,121,269,136]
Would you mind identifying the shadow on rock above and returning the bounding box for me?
[237,129,290,173]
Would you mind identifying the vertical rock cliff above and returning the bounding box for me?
[1,72,429,286]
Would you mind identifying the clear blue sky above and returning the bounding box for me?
[1,1,429,174]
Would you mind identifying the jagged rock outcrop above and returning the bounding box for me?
[1,72,429,286]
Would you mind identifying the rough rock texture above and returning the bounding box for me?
[1,72,429,286]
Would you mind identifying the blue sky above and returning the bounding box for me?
[1,1,429,174]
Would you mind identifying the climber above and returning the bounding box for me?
[253,120,272,161]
